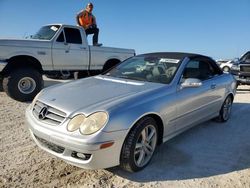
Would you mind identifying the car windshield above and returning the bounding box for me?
[31,25,60,40]
[240,52,250,62]
[105,55,181,84]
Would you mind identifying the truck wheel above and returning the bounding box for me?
[3,68,43,102]
[102,60,120,72]
[120,117,158,172]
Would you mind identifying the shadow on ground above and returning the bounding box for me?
[107,101,250,182]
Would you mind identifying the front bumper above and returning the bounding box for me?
[233,75,250,85]
[0,60,7,72]
[25,107,128,169]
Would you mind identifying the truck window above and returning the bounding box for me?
[64,28,82,44]
[56,31,65,42]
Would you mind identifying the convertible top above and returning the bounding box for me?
[139,52,212,61]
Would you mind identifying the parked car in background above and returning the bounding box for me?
[216,59,235,72]
[26,52,236,172]
[231,51,250,86]
[0,24,135,101]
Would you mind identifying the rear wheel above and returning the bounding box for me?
[216,95,233,122]
[3,68,43,102]
[120,117,158,172]
[222,66,230,72]
[102,60,120,72]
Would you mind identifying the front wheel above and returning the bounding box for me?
[120,117,158,172]
[216,95,233,122]
[3,68,44,102]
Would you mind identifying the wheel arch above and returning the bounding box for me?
[102,58,121,72]
[126,113,164,145]
[3,55,43,75]
[227,92,234,101]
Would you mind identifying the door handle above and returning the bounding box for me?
[211,84,216,89]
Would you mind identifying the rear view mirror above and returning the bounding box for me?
[181,78,202,88]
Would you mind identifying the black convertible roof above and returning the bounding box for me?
[139,52,211,60]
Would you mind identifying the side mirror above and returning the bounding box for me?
[181,78,202,88]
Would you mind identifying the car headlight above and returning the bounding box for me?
[67,112,108,135]
[67,114,85,132]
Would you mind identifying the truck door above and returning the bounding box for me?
[52,27,89,70]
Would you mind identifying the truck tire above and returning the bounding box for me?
[3,68,44,102]
[0,77,3,92]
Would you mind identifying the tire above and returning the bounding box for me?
[222,66,230,72]
[120,117,158,172]
[3,68,44,102]
[216,95,233,122]
[0,77,3,92]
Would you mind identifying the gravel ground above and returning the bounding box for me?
[0,79,250,188]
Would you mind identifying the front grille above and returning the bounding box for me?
[35,135,65,154]
[240,65,250,72]
[33,100,67,126]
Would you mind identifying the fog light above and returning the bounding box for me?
[76,152,86,159]
[71,151,91,160]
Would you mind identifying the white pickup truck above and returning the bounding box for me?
[0,24,135,101]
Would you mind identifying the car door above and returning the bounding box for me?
[52,27,89,70]
[175,58,224,131]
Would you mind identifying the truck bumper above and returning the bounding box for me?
[234,75,250,85]
[0,60,7,72]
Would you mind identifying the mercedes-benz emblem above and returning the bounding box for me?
[38,107,48,120]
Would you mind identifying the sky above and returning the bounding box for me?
[0,0,249,60]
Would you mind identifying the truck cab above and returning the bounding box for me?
[0,24,135,101]
[231,51,250,86]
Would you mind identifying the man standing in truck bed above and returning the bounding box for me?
[76,2,102,46]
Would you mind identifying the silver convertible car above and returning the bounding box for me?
[26,52,237,172]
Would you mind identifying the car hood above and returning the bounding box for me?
[38,76,164,117]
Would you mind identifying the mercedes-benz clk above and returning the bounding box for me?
[26,52,237,172]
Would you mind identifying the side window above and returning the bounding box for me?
[183,60,200,79]
[183,60,217,81]
[56,31,65,42]
[64,28,82,44]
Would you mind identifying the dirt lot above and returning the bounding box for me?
[0,79,250,188]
